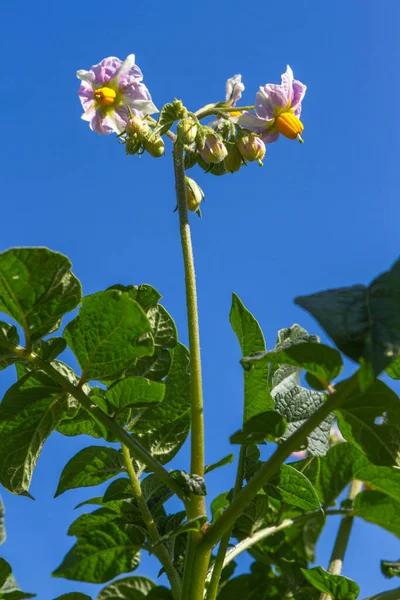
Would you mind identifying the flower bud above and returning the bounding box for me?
[237,134,266,162]
[144,136,165,158]
[125,138,142,155]
[177,117,198,144]
[224,143,242,173]
[197,132,228,164]
[185,176,204,212]
[125,116,150,138]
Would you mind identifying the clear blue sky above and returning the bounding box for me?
[1,1,400,598]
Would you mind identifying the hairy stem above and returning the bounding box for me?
[121,444,182,599]
[206,446,247,600]
[21,350,187,503]
[173,140,208,596]
[320,479,363,600]
[188,375,359,599]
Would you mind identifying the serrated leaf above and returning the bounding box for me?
[0,370,76,495]
[296,259,400,376]
[53,594,92,600]
[106,377,165,413]
[152,102,183,137]
[64,291,153,381]
[230,294,273,421]
[269,464,320,511]
[205,453,234,474]
[301,566,360,599]
[0,248,81,342]
[270,325,334,457]
[336,379,400,466]
[53,523,141,583]
[230,411,287,445]
[354,490,400,537]
[55,447,124,497]
[97,575,155,599]
[242,343,342,390]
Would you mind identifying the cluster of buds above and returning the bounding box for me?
[124,114,165,158]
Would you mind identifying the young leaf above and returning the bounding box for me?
[152,101,184,137]
[354,491,400,537]
[295,258,400,376]
[53,523,141,583]
[0,247,81,342]
[64,290,154,381]
[242,343,342,390]
[205,453,234,474]
[55,446,124,497]
[230,411,287,445]
[97,575,155,599]
[230,293,274,421]
[336,379,400,466]
[269,464,321,511]
[170,470,207,496]
[106,377,165,412]
[301,566,360,599]
[0,370,76,495]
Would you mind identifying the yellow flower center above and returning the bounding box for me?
[94,87,117,107]
[229,110,241,117]
[275,112,304,141]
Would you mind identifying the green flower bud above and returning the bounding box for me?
[196,127,228,164]
[125,116,150,138]
[125,138,142,155]
[185,176,204,212]
[237,133,266,162]
[177,117,198,144]
[144,136,165,158]
[224,143,242,173]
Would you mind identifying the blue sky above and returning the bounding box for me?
[1,0,400,597]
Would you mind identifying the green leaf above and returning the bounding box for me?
[53,523,141,583]
[64,290,153,381]
[147,588,173,600]
[295,259,400,376]
[0,370,76,495]
[0,558,36,599]
[134,414,190,467]
[0,322,20,371]
[141,474,171,510]
[97,576,156,599]
[170,471,207,496]
[270,325,334,457]
[0,497,5,545]
[211,491,230,522]
[230,293,273,421]
[233,494,269,538]
[269,464,321,511]
[217,573,271,600]
[386,356,400,380]
[295,442,400,506]
[55,446,124,497]
[53,594,92,600]
[32,337,67,361]
[204,453,234,474]
[354,490,400,537]
[336,379,400,466]
[103,478,132,503]
[0,559,11,588]
[152,101,184,137]
[242,343,343,390]
[106,377,165,413]
[107,283,161,311]
[301,566,360,599]
[154,515,207,548]
[230,411,287,445]
[381,560,400,579]
[0,248,81,342]
[68,508,122,537]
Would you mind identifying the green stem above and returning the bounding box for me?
[173,140,208,596]
[22,350,187,503]
[195,104,254,120]
[320,479,363,600]
[121,444,182,599]
[206,446,247,600]
[189,375,359,600]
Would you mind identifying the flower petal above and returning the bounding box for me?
[115,54,145,89]
[237,111,273,134]
[90,56,122,86]
[77,69,95,84]
[78,81,94,112]
[225,74,244,106]
[254,87,276,120]
[260,130,280,144]
[281,65,294,104]
[291,79,307,112]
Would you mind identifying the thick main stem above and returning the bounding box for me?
[320,479,363,600]
[121,444,182,599]
[173,141,209,597]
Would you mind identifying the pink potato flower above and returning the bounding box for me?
[77,55,158,135]
[238,65,306,143]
